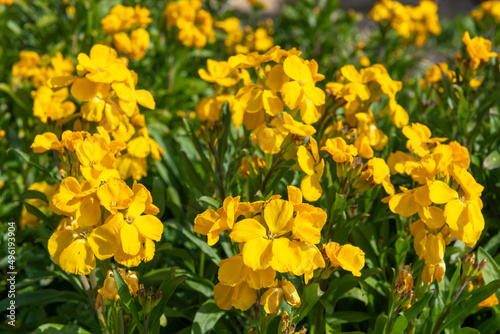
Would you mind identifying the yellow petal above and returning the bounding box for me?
[134,215,163,241]
[297,146,315,175]
[87,224,117,260]
[135,89,156,110]
[264,199,293,235]
[31,133,63,153]
[242,237,273,270]
[120,223,141,255]
[301,174,323,202]
[429,181,458,204]
[230,218,266,242]
[71,77,99,102]
[59,239,95,275]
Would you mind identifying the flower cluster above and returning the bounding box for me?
[369,0,441,47]
[196,47,325,154]
[471,1,500,23]
[32,128,163,274]
[11,51,76,123]
[27,45,165,275]
[383,122,485,284]
[46,44,163,180]
[215,17,274,55]
[326,64,408,154]
[194,186,365,313]
[96,269,139,308]
[101,4,153,60]
[164,0,215,48]
[456,32,498,73]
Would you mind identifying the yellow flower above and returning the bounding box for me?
[96,177,134,213]
[230,198,322,274]
[31,132,63,153]
[383,185,432,218]
[48,220,116,275]
[428,169,484,246]
[421,262,445,285]
[461,31,498,70]
[260,278,301,314]
[321,137,358,164]
[77,44,128,83]
[198,60,239,87]
[213,281,257,311]
[106,188,163,256]
[96,269,139,308]
[32,86,76,123]
[357,157,395,195]
[323,242,365,277]
[402,123,447,157]
[297,137,324,202]
[281,55,325,110]
[194,196,241,245]
[239,154,266,177]
[410,219,447,265]
[217,254,275,289]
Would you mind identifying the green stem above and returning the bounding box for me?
[261,153,284,194]
[431,279,470,334]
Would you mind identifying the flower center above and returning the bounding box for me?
[298,80,304,86]
[124,215,134,224]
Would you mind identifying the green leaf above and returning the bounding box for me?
[389,315,408,334]
[441,280,500,331]
[326,311,373,325]
[374,314,388,334]
[0,290,86,310]
[447,261,462,305]
[149,268,188,334]
[114,269,144,334]
[191,299,225,334]
[24,203,50,223]
[296,283,324,322]
[30,323,92,334]
[478,247,500,283]
[152,176,166,218]
[403,291,433,320]
[22,190,50,203]
[6,148,57,182]
[483,151,500,170]
[456,328,480,334]
[166,220,221,265]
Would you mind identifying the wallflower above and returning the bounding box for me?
[428,168,484,246]
[77,44,129,83]
[230,198,323,274]
[32,86,76,123]
[321,137,358,164]
[96,269,139,308]
[106,188,163,256]
[260,278,301,314]
[297,137,324,201]
[198,60,239,87]
[421,262,445,285]
[48,220,116,275]
[281,55,325,110]
[213,281,256,311]
[460,31,498,70]
[323,242,365,277]
[194,196,241,245]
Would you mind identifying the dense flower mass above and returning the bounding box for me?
[369,0,441,46]
[195,186,365,312]
[5,0,499,332]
